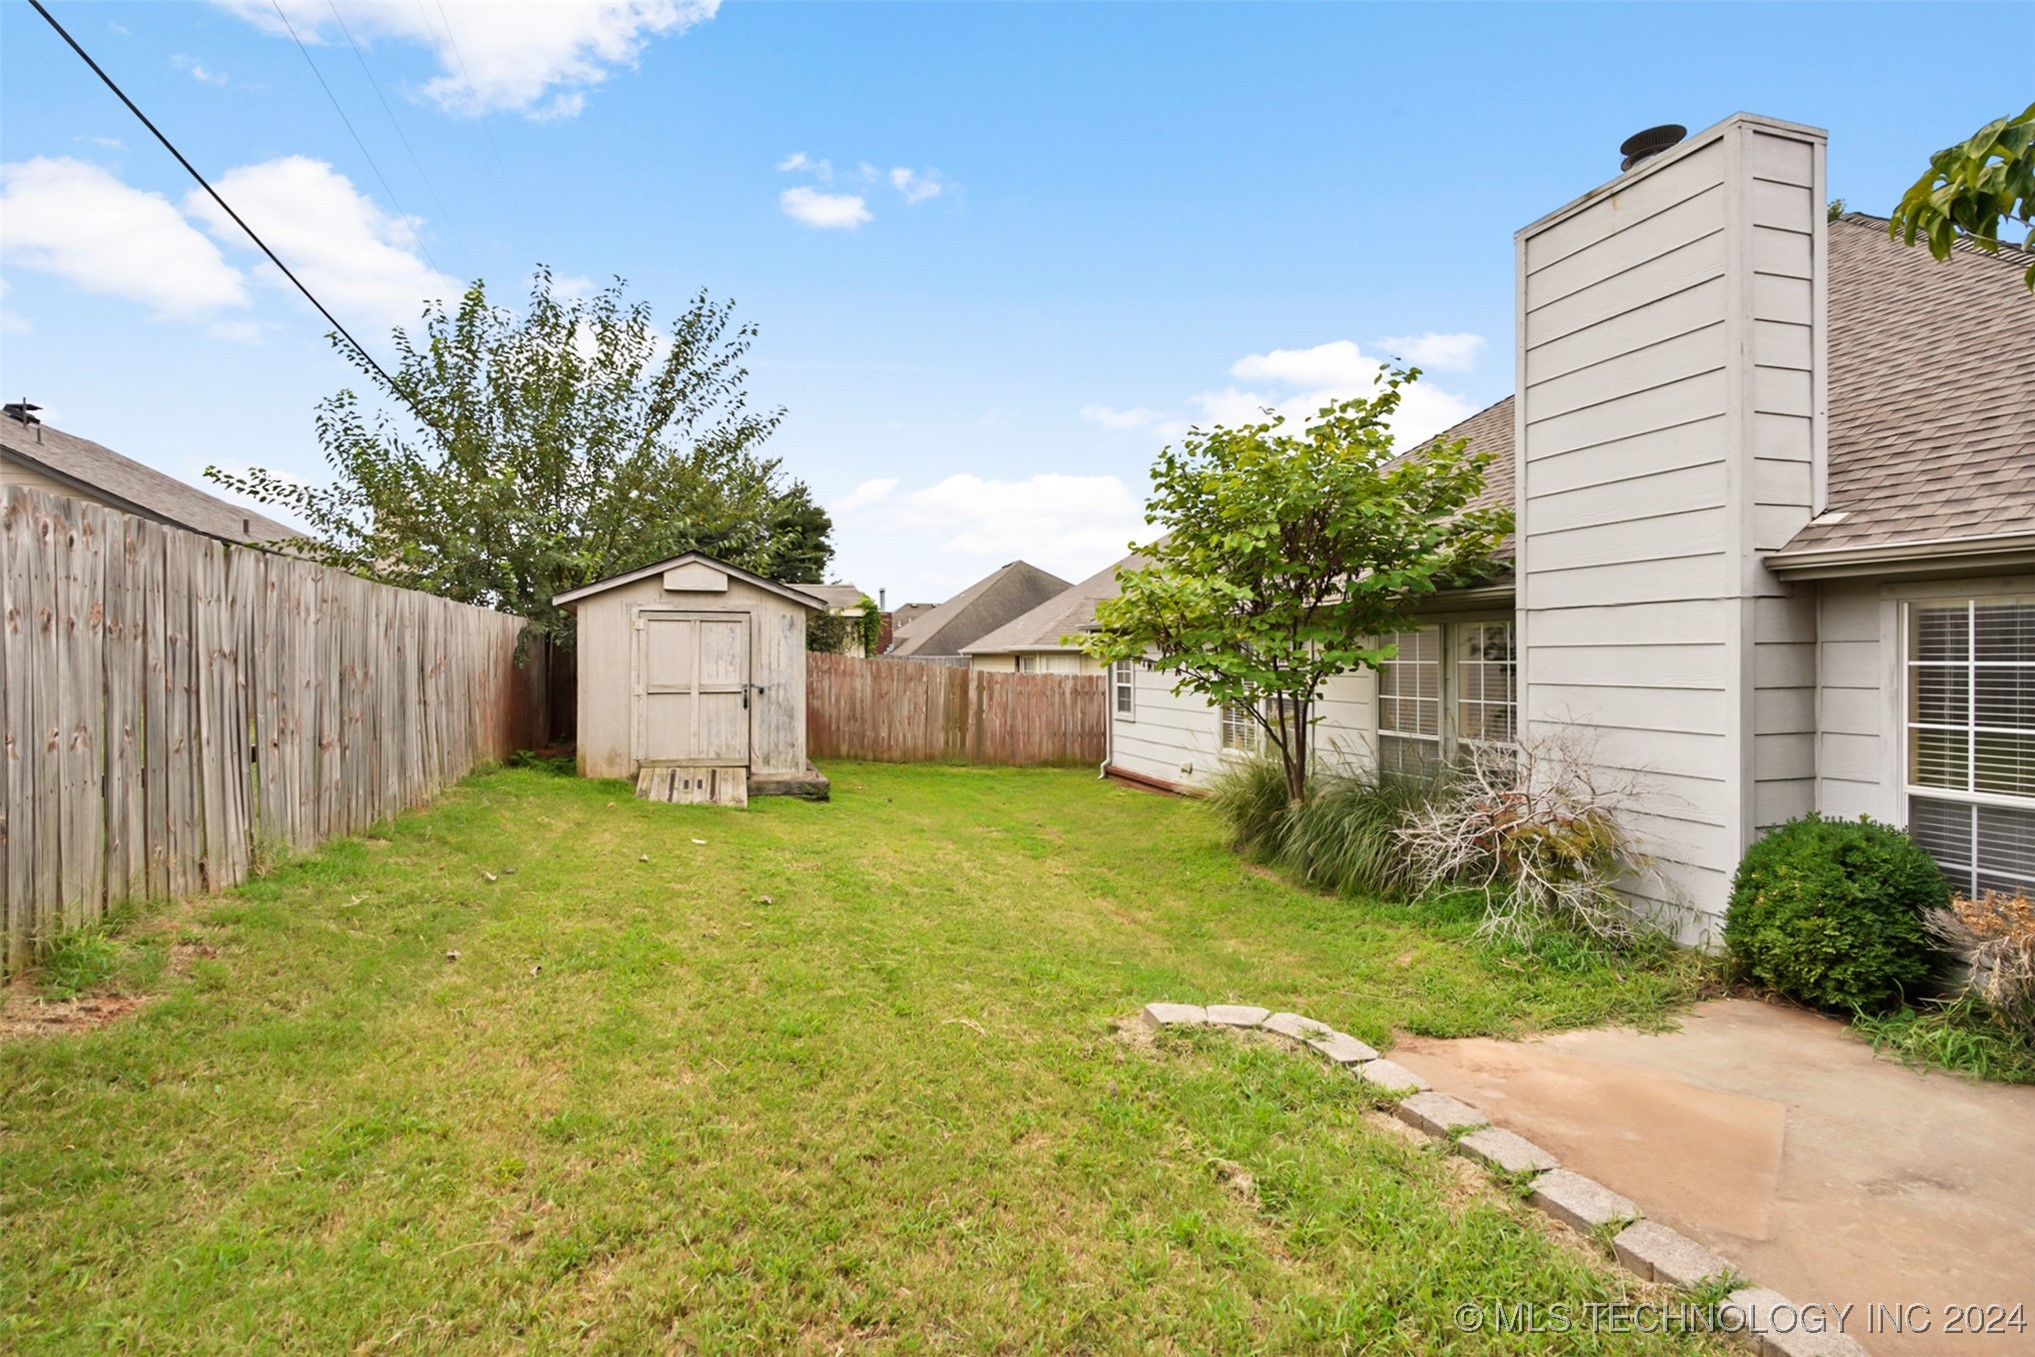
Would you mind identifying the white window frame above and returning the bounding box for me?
[1018,654,1040,674]
[1901,595,2035,898]
[1376,619,1517,774]
[1377,626,1444,774]
[1111,659,1136,720]
[1219,700,1259,755]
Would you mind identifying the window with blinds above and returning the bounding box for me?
[1456,621,1518,748]
[1378,626,1442,775]
[1905,598,2035,897]
[1220,700,1259,753]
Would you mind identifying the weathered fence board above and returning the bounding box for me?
[0,487,542,974]
[806,654,1106,767]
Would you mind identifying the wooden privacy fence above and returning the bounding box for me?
[1,487,544,975]
[807,653,1106,766]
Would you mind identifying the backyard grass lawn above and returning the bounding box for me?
[2,763,1723,1354]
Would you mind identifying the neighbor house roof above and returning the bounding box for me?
[803,583,868,611]
[961,549,1150,655]
[1777,214,2035,559]
[1,419,301,546]
[551,552,826,609]
[1408,215,2033,571]
[885,560,1072,658]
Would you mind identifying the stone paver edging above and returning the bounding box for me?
[1139,1001,1872,1357]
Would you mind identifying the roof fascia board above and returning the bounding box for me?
[552,553,825,609]
[1766,533,2035,580]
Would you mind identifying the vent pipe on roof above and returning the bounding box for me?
[1619,124,1687,172]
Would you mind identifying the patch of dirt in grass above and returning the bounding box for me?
[0,988,148,1039]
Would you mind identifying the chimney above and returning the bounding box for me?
[1514,114,1828,939]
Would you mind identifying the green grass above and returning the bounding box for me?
[1852,994,2035,1085]
[1,763,1722,1354]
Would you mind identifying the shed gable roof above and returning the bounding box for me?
[551,552,826,609]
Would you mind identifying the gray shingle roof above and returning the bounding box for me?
[803,583,868,611]
[1781,214,2035,554]
[961,549,1150,655]
[885,560,1073,658]
[1,419,301,545]
[1409,215,2033,561]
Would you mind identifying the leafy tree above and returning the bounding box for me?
[1890,101,2035,289]
[1078,369,1511,803]
[211,268,833,645]
[806,594,880,655]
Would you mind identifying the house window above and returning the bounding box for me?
[1905,598,2035,897]
[1220,701,1259,753]
[1377,627,1442,775]
[1112,660,1135,718]
[1018,654,1040,674]
[1456,621,1518,749]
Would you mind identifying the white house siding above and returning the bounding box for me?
[969,651,1101,676]
[1,452,79,501]
[1313,666,1380,773]
[1516,115,1828,938]
[1110,664,1225,789]
[1815,578,1895,823]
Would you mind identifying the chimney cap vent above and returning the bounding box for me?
[1619,124,1687,171]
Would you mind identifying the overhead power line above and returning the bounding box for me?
[324,0,478,278]
[26,0,435,433]
[266,0,452,283]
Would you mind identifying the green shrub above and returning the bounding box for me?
[1206,757,1434,900]
[1724,815,1947,1012]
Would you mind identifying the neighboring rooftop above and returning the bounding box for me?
[885,560,1072,658]
[1,418,301,546]
[962,549,1149,656]
[803,583,868,611]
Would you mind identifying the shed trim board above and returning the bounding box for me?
[552,552,825,610]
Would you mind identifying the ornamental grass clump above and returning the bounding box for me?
[1723,815,1947,1013]
[1206,757,1434,900]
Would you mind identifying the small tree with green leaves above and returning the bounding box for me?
[210,268,832,646]
[1890,101,2035,290]
[1078,369,1511,803]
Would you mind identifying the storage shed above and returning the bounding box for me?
[553,553,830,803]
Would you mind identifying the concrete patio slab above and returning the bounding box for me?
[1393,998,2035,1357]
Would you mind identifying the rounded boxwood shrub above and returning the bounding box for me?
[1724,814,1949,1012]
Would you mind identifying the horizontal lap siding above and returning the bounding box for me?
[1815,581,1893,823]
[1110,665,1222,788]
[1518,119,1827,936]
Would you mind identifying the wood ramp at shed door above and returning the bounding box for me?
[636,763,748,807]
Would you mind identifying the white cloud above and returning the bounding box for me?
[184,156,459,329]
[777,151,823,174]
[1083,337,1482,451]
[1375,331,1485,371]
[1079,403,1168,432]
[215,0,716,118]
[833,477,898,513]
[895,473,1144,567]
[779,185,870,231]
[888,167,943,204]
[172,54,229,86]
[81,136,125,150]
[0,157,249,318]
[550,273,597,299]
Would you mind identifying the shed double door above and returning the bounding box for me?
[634,612,751,765]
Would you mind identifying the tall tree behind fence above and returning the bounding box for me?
[1,488,543,976]
[807,653,1106,766]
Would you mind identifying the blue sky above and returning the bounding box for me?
[1,2,2025,604]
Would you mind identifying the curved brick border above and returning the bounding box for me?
[1140,1001,1871,1357]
